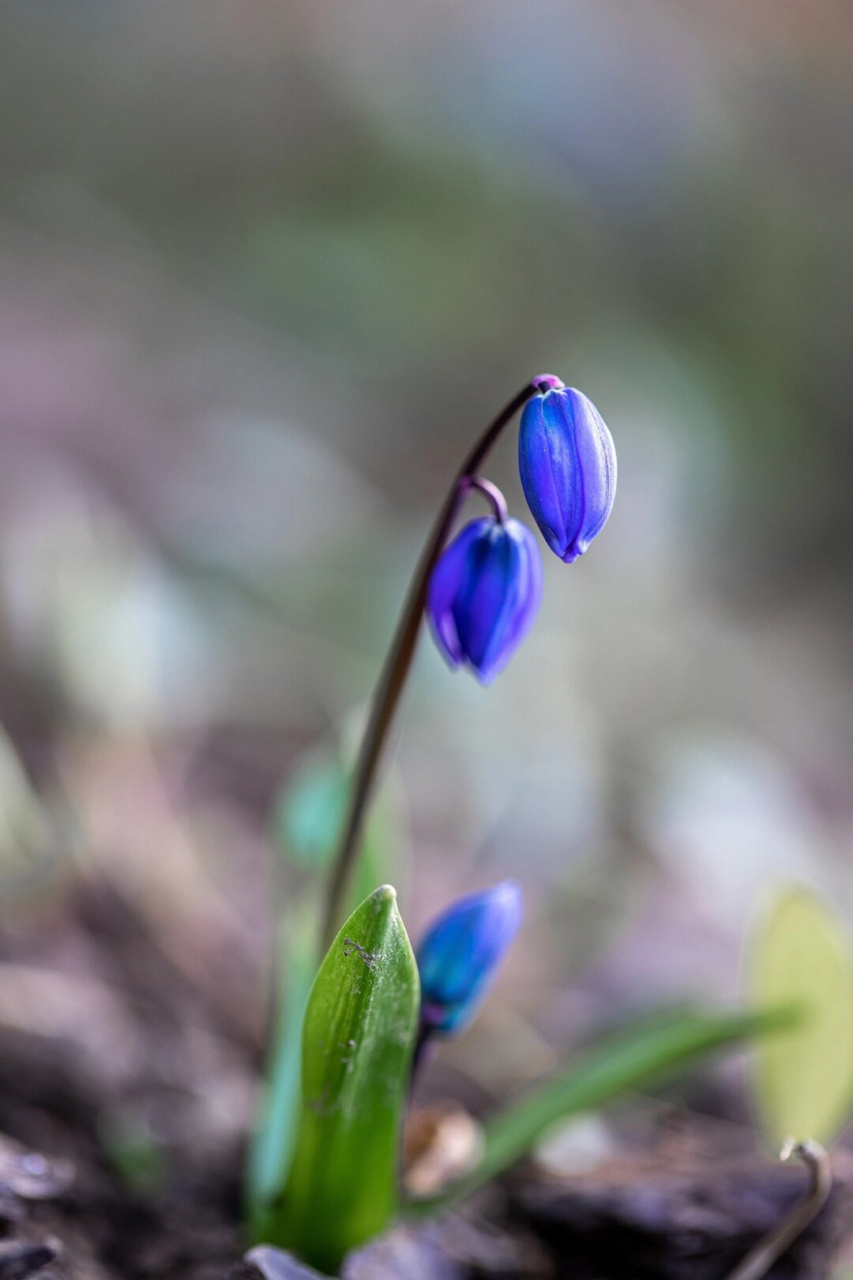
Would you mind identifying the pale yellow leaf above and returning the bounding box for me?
[749,886,853,1147]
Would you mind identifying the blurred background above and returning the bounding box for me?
[0,0,852,1180]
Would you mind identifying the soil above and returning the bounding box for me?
[0,880,850,1280]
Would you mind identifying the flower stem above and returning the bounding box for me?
[723,1140,831,1280]
[320,378,547,951]
[463,475,509,524]
[410,1024,437,1084]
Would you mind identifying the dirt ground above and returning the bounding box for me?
[0,880,849,1280]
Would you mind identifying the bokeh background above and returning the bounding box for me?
[1,0,853,1171]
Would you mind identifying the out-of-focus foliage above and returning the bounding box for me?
[271,741,405,900]
[749,886,853,1148]
[409,1003,795,1215]
[273,755,351,873]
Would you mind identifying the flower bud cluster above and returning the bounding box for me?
[427,378,616,684]
[418,377,616,1045]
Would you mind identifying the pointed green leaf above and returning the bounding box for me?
[407,1005,790,1217]
[248,745,409,1231]
[271,885,419,1274]
[749,885,853,1147]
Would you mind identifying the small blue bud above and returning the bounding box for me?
[519,386,617,563]
[417,880,523,1035]
[427,517,542,685]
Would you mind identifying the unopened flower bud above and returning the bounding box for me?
[518,386,616,563]
[427,517,542,685]
[417,881,523,1036]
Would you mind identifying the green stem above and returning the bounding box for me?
[320,379,545,951]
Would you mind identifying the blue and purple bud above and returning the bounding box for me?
[427,517,542,684]
[416,880,523,1036]
[519,384,617,563]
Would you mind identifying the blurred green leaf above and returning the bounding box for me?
[98,1112,167,1197]
[247,899,321,1238]
[408,1005,791,1216]
[749,885,853,1147]
[271,885,419,1273]
[273,757,349,872]
[0,720,62,901]
[272,749,405,904]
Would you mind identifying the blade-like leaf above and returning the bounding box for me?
[749,885,853,1147]
[247,898,321,1238]
[271,885,419,1274]
[407,1005,791,1216]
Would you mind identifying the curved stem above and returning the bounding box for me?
[463,476,509,524]
[320,377,553,949]
[723,1140,831,1280]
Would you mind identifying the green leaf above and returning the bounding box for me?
[246,897,321,1238]
[248,745,408,1231]
[271,885,419,1274]
[271,748,406,906]
[749,884,853,1147]
[273,756,349,872]
[407,1005,790,1217]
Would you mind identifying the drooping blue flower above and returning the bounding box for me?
[427,517,542,684]
[417,881,523,1036]
[519,386,617,563]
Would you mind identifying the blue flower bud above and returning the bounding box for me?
[519,386,617,563]
[416,880,523,1036]
[427,517,542,685]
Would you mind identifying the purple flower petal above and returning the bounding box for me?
[426,519,484,667]
[417,880,524,1035]
[519,387,617,563]
[427,517,543,684]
